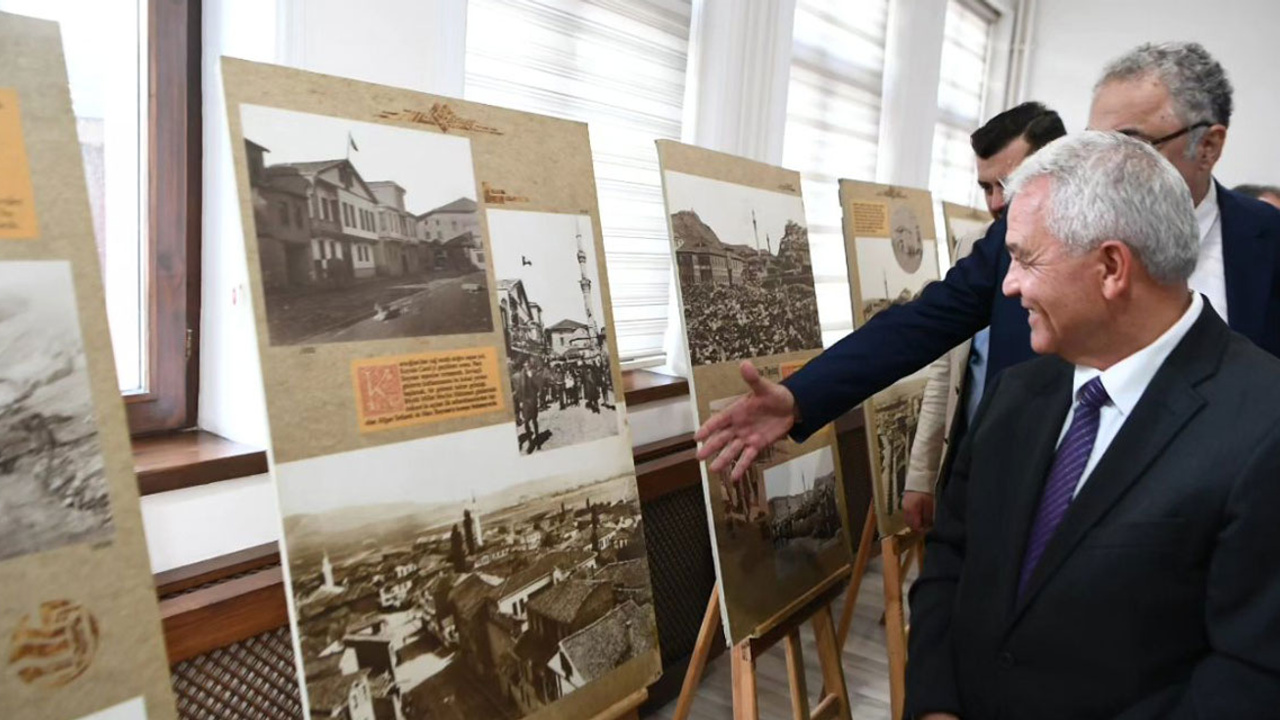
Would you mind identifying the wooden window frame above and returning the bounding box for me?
[126,0,202,436]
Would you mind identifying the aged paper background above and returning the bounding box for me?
[0,13,176,720]
[657,140,853,646]
[840,180,942,537]
[222,58,658,720]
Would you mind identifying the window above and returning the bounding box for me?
[783,0,891,346]
[465,0,692,365]
[278,202,290,226]
[929,0,998,207]
[0,0,202,433]
[295,204,303,227]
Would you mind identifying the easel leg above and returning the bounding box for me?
[836,500,877,649]
[881,536,908,720]
[812,604,854,720]
[783,630,811,720]
[672,586,722,720]
[731,640,759,720]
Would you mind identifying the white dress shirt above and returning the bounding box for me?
[1188,180,1228,323]
[1058,293,1204,497]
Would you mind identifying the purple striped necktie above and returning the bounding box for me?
[1017,376,1110,599]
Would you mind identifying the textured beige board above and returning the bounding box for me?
[940,201,992,269]
[656,140,853,646]
[222,58,659,720]
[840,180,942,537]
[0,13,176,720]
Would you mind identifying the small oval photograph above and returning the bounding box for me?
[890,205,924,273]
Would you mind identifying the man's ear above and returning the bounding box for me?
[1098,240,1132,300]
[1198,125,1227,170]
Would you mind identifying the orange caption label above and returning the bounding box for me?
[0,89,38,240]
[850,201,888,237]
[353,347,504,432]
[779,360,806,380]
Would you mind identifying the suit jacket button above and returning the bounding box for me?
[998,651,1015,668]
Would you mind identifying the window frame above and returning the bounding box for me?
[125,0,203,436]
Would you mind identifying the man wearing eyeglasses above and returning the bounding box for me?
[698,41,1280,491]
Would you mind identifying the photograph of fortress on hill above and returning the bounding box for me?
[664,170,823,367]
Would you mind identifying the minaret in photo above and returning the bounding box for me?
[321,551,339,591]
[576,217,598,342]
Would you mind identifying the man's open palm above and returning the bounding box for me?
[695,361,797,482]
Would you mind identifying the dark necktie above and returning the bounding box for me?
[1018,376,1110,598]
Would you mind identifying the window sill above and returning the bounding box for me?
[622,368,688,406]
[132,430,269,496]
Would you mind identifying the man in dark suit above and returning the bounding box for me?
[906,131,1280,720]
[695,42,1280,480]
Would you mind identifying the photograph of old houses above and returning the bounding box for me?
[489,210,619,455]
[276,424,657,720]
[663,170,823,367]
[239,104,493,346]
[867,378,927,531]
[0,261,113,563]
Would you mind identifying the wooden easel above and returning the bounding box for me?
[672,568,855,720]
[832,501,924,720]
[595,688,649,720]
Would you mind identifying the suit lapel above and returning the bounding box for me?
[994,362,1071,622]
[1006,308,1227,630]
[1219,184,1275,346]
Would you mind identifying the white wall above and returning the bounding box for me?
[1024,0,1280,187]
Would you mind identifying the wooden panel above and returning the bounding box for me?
[623,369,690,406]
[159,567,288,665]
[154,541,279,597]
[133,430,268,495]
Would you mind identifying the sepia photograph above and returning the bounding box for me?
[488,210,619,455]
[762,447,843,569]
[276,424,657,720]
[0,261,113,564]
[942,203,991,267]
[239,104,493,346]
[854,226,940,322]
[664,170,823,367]
[868,378,928,523]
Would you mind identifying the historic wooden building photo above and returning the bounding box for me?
[239,104,494,346]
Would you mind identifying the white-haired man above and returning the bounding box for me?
[906,132,1280,720]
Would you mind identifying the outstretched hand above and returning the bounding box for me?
[695,361,798,482]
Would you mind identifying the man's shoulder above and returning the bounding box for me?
[1218,331,1280,396]
[992,353,1068,393]
[1220,185,1280,238]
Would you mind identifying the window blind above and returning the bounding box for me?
[464,0,692,365]
[929,0,998,208]
[783,0,890,347]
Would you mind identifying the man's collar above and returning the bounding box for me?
[1071,293,1204,416]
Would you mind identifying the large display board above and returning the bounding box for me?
[840,180,943,537]
[223,58,659,720]
[657,140,852,646]
[0,13,176,720]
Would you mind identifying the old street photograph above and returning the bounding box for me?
[762,447,843,568]
[870,378,927,520]
[0,261,113,563]
[664,170,823,367]
[854,206,939,322]
[277,429,656,720]
[489,210,619,455]
[240,104,494,346]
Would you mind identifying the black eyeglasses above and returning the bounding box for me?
[1118,121,1213,148]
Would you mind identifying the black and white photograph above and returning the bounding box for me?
[708,394,791,528]
[0,261,113,564]
[488,209,619,455]
[276,427,657,720]
[761,447,843,560]
[854,225,940,322]
[869,378,927,520]
[664,170,823,367]
[239,104,493,346]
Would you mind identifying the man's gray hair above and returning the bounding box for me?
[1004,131,1199,284]
[1096,41,1233,159]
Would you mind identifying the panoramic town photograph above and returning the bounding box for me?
[277,432,657,720]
